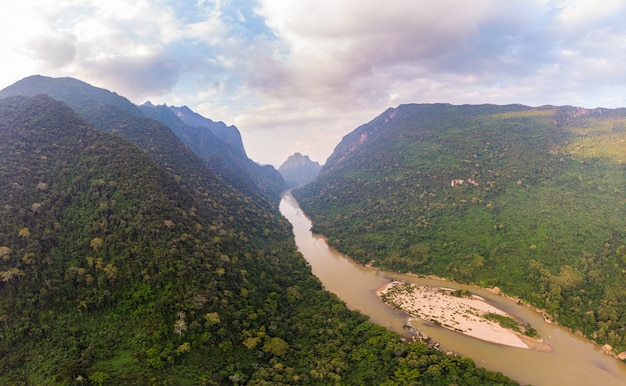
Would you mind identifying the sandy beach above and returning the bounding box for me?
[377,281,532,349]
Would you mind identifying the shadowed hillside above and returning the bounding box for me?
[141,103,285,202]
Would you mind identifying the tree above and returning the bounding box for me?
[90,237,104,251]
[18,227,30,239]
[262,337,289,357]
[0,268,23,282]
[0,246,11,261]
[88,371,110,386]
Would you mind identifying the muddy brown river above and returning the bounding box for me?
[280,191,626,386]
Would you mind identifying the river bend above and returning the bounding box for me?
[280,191,626,386]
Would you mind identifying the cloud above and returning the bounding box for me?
[551,0,626,36]
[27,30,77,69]
[3,0,626,166]
[211,0,626,164]
[0,0,238,101]
[78,48,183,100]
[252,0,626,102]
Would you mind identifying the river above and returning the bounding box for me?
[280,191,626,386]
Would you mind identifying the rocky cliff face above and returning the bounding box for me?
[278,152,322,187]
[321,107,397,172]
[163,104,286,202]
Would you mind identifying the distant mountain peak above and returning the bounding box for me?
[278,152,322,187]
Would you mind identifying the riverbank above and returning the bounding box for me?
[282,192,626,386]
[377,280,547,349]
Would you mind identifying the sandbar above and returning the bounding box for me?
[377,281,531,349]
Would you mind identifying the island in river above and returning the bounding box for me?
[378,280,551,351]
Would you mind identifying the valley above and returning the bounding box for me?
[0,80,519,385]
[3,3,626,385]
[295,103,626,361]
[2,74,626,384]
[280,191,626,386]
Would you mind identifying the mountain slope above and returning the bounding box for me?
[294,103,626,354]
[169,105,246,156]
[0,95,246,382]
[0,74,141,116]
[0,76,284,203]
[0,95,517,384]
[169,104,285,201]
[140,103,285,202]
[279,152,322,187]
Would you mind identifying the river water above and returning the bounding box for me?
[280,191,626,386]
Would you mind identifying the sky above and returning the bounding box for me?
[2,0,626,167]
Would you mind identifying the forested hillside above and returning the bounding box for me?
[0,75,284,203]
[0,96,517,384]
[294,103,626,354]
[140,103,285,202]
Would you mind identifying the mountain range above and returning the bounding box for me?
[139,102,284,201]
[294,103,626,356]
[0,78,515,384]
[0,75,285,203]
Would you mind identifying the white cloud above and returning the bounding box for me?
[551,0,626,33]
[2,0,626,166]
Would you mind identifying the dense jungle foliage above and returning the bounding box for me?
[295,103,626,354]
[0,95,517,384]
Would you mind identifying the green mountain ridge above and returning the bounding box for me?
[0,92,516,384]
[295,103,626,354]
[168,105,246,157]
[0,75,142,117]
[0,75,285,203]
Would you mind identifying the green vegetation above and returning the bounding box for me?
[483,314,538,338]
[139,103,285,203]
[484,314,521,333]
[295,103,626,354]
[451,289,473,298]
[0,75,285,203]
[0,95,517,384]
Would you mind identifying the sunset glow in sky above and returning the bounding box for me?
[2,0,626,166]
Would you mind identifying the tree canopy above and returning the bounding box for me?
[0,95,516,384]
[295,103,626,354]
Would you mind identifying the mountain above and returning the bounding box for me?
[0,93,516,384]
[278,152,322,187]
[140,103,285,202]
[169,105,246,156]
[137,102,264,199]
[0,75,262,214]
[0,74,142,117]
[0,94,276,382]
[294,103,626,355]
[0,75,284,203]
